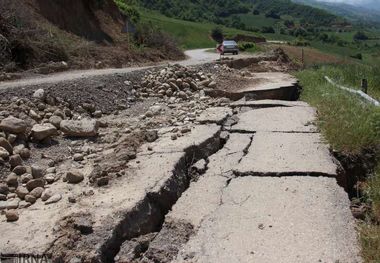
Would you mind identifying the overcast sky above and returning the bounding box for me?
[316,0,378,6]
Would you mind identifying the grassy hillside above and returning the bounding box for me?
[139,9,263,49]
[294,0,380,27]
[129,0,348,30]
[251,0,346,26]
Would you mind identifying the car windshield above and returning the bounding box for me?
[223,41,236,45]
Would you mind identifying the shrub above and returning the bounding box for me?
[211,27,224,43]
[265,10,280,19]
[354,31,369,41]
[134,22,182,57]
[284,20,295,28]
[261,26,275,34]
[238,42,255,51]
[291,38,310,46]
[114,0,140,23]
[350,53,363,60]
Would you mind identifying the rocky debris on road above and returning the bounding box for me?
[0,63,236,228]
[66,170,84,184]
[60,119,98,137]
[0,116,27,134]
[31,123,58,141]
[5,209,19,222]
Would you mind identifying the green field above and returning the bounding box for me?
[140,9,263,49]
[238,13,278,28]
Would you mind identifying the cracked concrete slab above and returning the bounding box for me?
[196,107,232,124]
[230,99,309,108]
[145,124,221,154]
[165,134,252,228]
[230,106,317,133]
[206,133,252,176]
[135,134,253,262]
[240,72,298,92]
[175,176,361,263]
[235,132,338,176]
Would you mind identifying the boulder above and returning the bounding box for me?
[26,178,45,191]
[6,173,18,187]
[31,165,45,179]
[0,116,27,134]
[16,186,29,199]
[6,210,19,222]
[45,194,62,205]
[41,189,54,201]
[12,165,27,175]
[25,194,36,204]
[30,187,44,198]
[31,123,58,141]
[66,170,84,184]
[73,153,84,162]
[33,88,45,100]
[9,154,22,168]
[0,147,10,158]
[60,119,98,137]
[19,148,31,159]
[0,138,12,154]
[19,200,31,209]
[49,115,63,129]
[20,173,33,183]
[0,183,9,195]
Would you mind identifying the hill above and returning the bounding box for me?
[0,0,183,72]
[293,0,380,27]
[129,0,348,29]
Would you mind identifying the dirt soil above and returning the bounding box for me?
[0,0,184,75]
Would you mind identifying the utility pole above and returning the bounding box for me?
[361,79,368,94]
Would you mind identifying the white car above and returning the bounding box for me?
[222,40,239,55]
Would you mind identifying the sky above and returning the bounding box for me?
[316,0,379,6]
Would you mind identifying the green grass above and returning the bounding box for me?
[238,13,278,28]
[361,164,380,263]
[140,9,263,49]
[313,64,380,100]
[296,66,380,153]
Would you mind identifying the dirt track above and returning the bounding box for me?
[0,49,254,90]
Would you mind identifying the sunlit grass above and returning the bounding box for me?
[297,68,380,153]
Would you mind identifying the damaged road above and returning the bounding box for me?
[0,51,362,263]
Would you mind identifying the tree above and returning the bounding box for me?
[353,31,369,41]
[261,26,275,34]
[265,10,280,19]
[283,20,294,28]
[211,27,224,43]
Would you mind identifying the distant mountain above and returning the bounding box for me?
[293,0,380,26]
[133,0,347,27]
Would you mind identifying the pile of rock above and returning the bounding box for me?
[0,89,103,221]
[0,164,63,220]
[139,65,217,101]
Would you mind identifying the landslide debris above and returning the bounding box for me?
[0,63,231,225]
